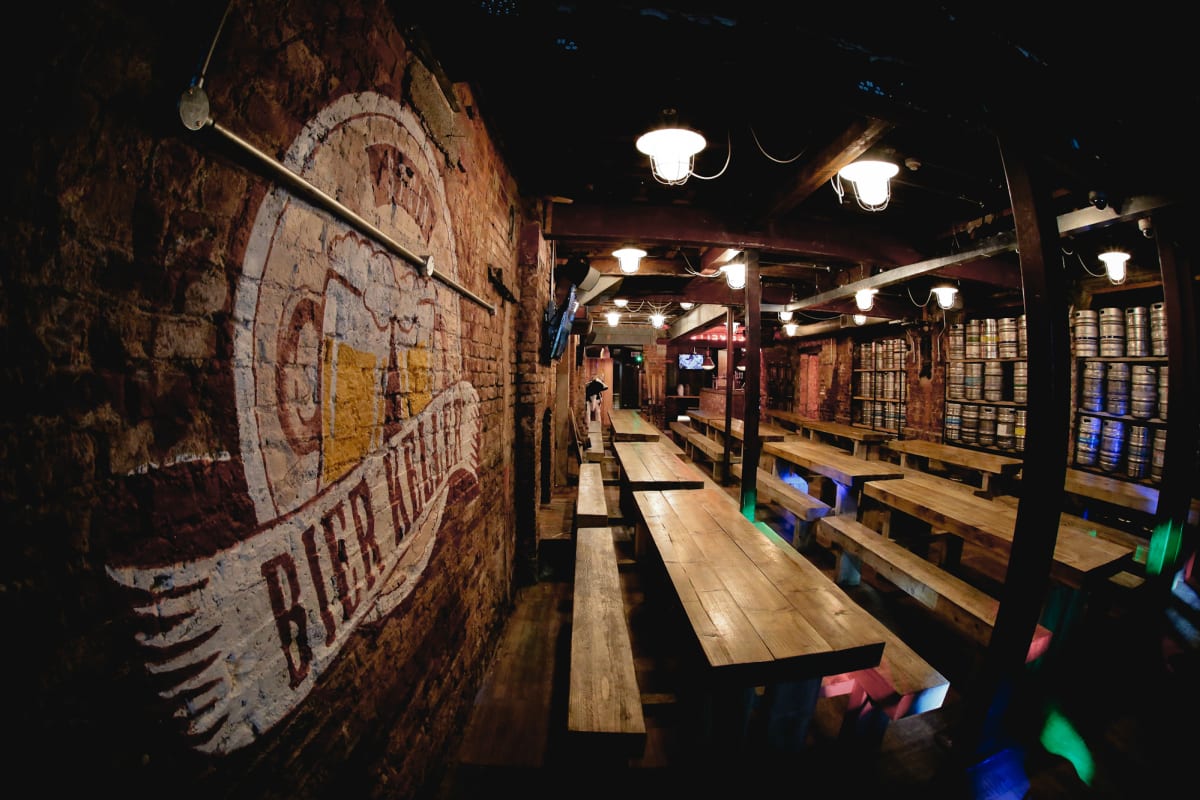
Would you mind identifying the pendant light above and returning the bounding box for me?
[834,160,899,211]
[613,247,646,274]
[1098,249,1130,285]
[636,120,706,186]
[721,261,746,289]
[931,284,958,309]
[855,288,877,312]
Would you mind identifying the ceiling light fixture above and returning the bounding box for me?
[702,353,716,370]
[1098,249,1130,285]
[778,309,794,322]
[853,313,867,326]
[649,312,666,329]
[855,288,877,312]
[613,298,628,308]
[679,301,694,310]
[834,160,899,211]
[931,284,958,310]
[721,261,747,290]
[783,322,798,337]
[612,247,646,274]
[606,310,620,327]
[636,117,706,186]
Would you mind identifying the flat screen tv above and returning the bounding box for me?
[542,284,577,362]
[678,352,704,370]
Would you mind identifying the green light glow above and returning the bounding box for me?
[1145,520,1183,577]
[1040,706,1094,786]
[741,488,757,522]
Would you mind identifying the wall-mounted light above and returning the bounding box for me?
[1098,249,1130,285]
[834,160,899,211]
[649,312,666,329]
[721,261,746,290]
[613,298,629,308]
[783,322,798,337]
[853,313,867,326]
[636,119,706,186]
[613,247,646,274]
[931,284,958,310]
[855,288,877,311]
[606,311,620,327]
[778,309,794,322]
[679,301,694,310]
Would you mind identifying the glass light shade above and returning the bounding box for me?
[855,288,877,311]
[778,310,794,322]
[931,285,958,309]
[613,298,628,308]
[613,247,646,274]
[636,127,706,185]
[1099,250,1130,284]
[702,354,716,370]
[649,312,666,328]
[679,301,694,310]
[606,311,620,327]
[838,160,899,211]
[853,313,867,326]
[783,322,798,337]
[721,261,747,290]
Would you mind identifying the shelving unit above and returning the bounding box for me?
[1069,298,1169,486]
[852,337,907,435]
[943,316,1027,455]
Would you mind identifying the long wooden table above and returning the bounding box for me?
[861,477,1136,589]
[632,486,892,750]
[885,438,1022,496]
[1063,468,1200,526]
[609,408,662,442]
[762,439,905,514]
[614,440,708,522]
[766,409,891,458]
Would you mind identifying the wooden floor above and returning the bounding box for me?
[427,436,1200,800]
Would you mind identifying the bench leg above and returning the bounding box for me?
[835,552,863,586]
[761,679,822,753]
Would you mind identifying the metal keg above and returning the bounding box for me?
[1157,366,1168,421]
[1125,306,1150,357]
[1075,415,1101,466]
[1014,409,1027,452]
[1150,428,1167,481]
[1129,364,1157,419]
[965,319,982,359]
[1080,361,1105,412]
[1126,424,1150,479]
[1098,418,1126,472]
[997,317,1018,359]
[945,401,962,441]
[983,361,1004,402]
[961,404,979,444]
[1150,302,1168,356]
[1104,361,1129,417]
[981,318,999,359]
[978,405,997,447]
[948,323,965,360]
[948,361,965,400]
[1098,307,1125,357]
[965,362,983,400]
[1072,309,1098,357]
[996,407,1015,450]
[1017,314,1028,358]
[1012,361,1027,404]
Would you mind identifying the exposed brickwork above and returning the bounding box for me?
[2,2,533,797]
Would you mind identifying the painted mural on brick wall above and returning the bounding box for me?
[106,92,481,754]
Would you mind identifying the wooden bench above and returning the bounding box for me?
[756,523,949,745]
[575,462,608,529]
[815,514,1053,663]
[684,431,738,481]
[668,420,693,448]
[568,527,646,757]
[731,462,831,550]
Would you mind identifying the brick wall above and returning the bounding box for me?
[2,1,539,796]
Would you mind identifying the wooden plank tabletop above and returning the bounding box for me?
[609,408,661,442]
[633,487,886,684]
[613,441,706,492]
[686,410,792,442]
[862,477,1135,588]
[764,439,905,489]
[886,438,1022,477]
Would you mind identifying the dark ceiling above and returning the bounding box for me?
[402,1,1197,339]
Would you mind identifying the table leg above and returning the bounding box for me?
[762,679,822,753]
